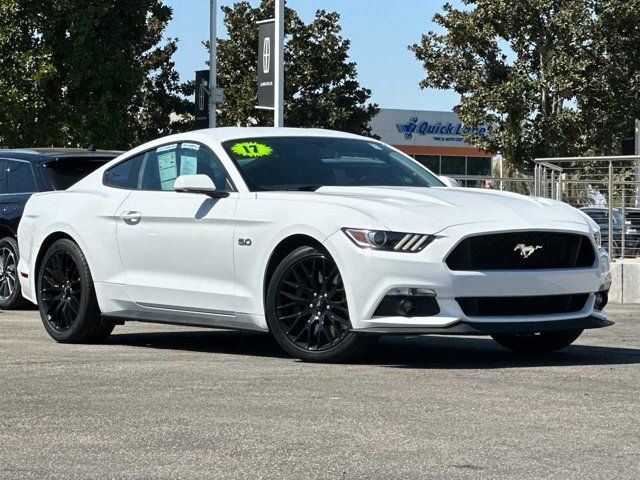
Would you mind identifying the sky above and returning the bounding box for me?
[164,0,463,112]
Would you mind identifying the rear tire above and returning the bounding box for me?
[0,237,28,310]
[491,329,583,354]
[266,246,376,362]
[36,239,115,343]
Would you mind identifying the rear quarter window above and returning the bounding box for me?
[46,157,114,190]
[7,160,37,193]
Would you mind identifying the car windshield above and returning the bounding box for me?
[45,157,113,190]
[584,209,626,228]
[222,136,443,191]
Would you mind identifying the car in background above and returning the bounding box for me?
[625,207,640,232]
[579,206,640,258]
[0,148,122,309]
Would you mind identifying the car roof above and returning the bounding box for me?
[191,127,368,142]
[0,148,123,163]
[114,127,376,162]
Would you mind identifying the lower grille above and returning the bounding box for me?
[446,231,596,271]
[457,294,590,317]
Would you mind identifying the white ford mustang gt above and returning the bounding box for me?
[17,128,612,361]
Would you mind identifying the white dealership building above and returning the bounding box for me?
[369,108,493,177]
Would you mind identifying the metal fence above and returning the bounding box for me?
[446,175,535,195]
[533,156,640,260]
[447,156,640,261]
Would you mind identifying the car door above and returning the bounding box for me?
[3,159,38,234]
[0,159,9,230]
[114,141,238,314]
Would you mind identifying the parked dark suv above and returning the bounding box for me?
[625,207,640,232]
[580,206,640,258]
[0,148,121,309]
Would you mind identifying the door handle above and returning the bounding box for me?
[121,211,142,225]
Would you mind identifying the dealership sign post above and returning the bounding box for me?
[194,69,224,130]
[194,0,224,129]
[257,0,284,126]
[257,20,275,110]
[195,70,210,130]
[209,0,217,128]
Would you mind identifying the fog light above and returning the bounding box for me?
[400,298,415,314]
[374,294,440,318]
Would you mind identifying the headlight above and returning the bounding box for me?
[342,228,435,252]
[591,225,602,248]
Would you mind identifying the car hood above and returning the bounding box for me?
[258,186,590,234]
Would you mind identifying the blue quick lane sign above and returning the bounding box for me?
[397,117,487,141]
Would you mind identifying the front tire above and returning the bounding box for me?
[491,329,583,354]
[266,246,375,362]
[0,237,28,309]
[37,239,114,343]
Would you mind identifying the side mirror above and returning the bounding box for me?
[438,175,460,188]
[174,174,229,198]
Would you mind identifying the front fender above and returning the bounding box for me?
[232,196,386,321]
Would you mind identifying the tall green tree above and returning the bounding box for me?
[0,0,191,149]
[410,0,640,171]
[0,0,55,147]
[210,0,378,135]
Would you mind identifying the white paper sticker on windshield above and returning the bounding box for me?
[158,151,177,189]
[368,142,383,151]
[180,155,198,175]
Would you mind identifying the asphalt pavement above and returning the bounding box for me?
[1,305,639,479]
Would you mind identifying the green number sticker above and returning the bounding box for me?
[231,142,273,158]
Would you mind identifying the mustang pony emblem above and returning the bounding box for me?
[514,244,543,258]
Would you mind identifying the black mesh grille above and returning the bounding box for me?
[446,232,596,271]
[457,294,590,317]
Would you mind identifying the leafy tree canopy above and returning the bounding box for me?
[0,0,190,149]
[411,0,640,171]
[210,0,378,135]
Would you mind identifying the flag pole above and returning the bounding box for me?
[274,0,284,127]
[209,0,217,128]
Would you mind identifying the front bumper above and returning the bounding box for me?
[356,315,614,335]
[324,223,612,333]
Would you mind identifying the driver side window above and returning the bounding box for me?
[178,143,228,191]
[138,143,229,192]
[105,142,231,192]
[139,144,180,191]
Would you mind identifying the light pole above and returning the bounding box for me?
[209,0,217,128]
[635,119,640,207]
[274,0,284,127]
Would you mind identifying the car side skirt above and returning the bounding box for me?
[102,309,268,333]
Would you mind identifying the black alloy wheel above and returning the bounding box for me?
[276,253,350,351]
[37,239,115,343]
[40,249,82,332]
[0,245,17,302]
[0,237,27,309]
[266,246,376,362]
